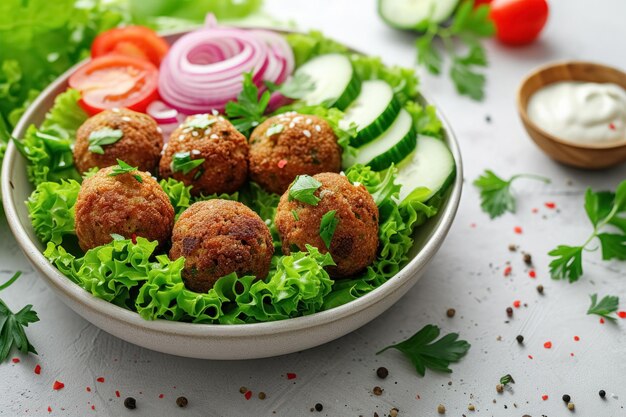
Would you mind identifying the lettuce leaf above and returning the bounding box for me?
[27,180,80,245]
[238,182,282,251]
[405,101,443,138]
[285,30,348,68]
[350,55,420,106]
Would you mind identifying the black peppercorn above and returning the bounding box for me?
[315,403,323,412]
[376,367,389,379]
[124,397,136,410]
[446,308,456,318]
[562,394,571,403]
[506,307,513,317]
[599,390,606,398]
[537,285,544,294]
[516,335,524,344]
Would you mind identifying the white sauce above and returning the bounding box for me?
[527,81,626,145]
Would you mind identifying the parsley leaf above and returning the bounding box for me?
[549,180,626,282]
[500,374,515,385]
[291,209,299,221]
[377,324,471,377]
[109,159,143,183]
[87,128,123,155]
[289,175,322,206]
[473,170,550,219]
[266,72,316,99]
[225,72,270,136]
[185,114,217,129]
[413,1,495,101]
[171,152,205,175]
[319,210,339,249]
[266,123,284,137]
[587,293,619,322]
[0,272,40,362]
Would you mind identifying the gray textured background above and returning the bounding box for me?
[1,0,625,416]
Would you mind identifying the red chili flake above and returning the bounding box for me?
[48,406,52,413]
[618,311,626,319]
[528,355,533,360]
[542,395,549,401]
[34,365,41,375]
[544,202,556,209]
[115,391,121,398]
[470,223,476,228]
[528,270,536,278]
[159,394,164,399]
[532,208,539,213]
[543,341,552,349]
[91,405,95,411]
[277,159,287,169]
[514,226,523,234]
[96,377,105,383]
[415,394,421,400]
[53,381,65,391]
[131,233,137,244]
[244,391,252,400]
[609,123,616,130]
[286,372,297,380]
[574,336,580,341]
[570,352,575,357]
[86,387,91,392]
[12,357,20,363]
[513,300,521,308]
[600,318,605,324]
[503,266,512,277]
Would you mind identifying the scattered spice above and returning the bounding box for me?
[52,381,65,391]
[373,386,383,396]
[115,391,121,398]
[513,300,521,308]
[158,394,164,399]
[496,384,504,393]
[600,317,605,324]
[86,387,91,392]
[618,311,626,318]
[390,407,399,417]
[124,397,136,410]
[542,395,549,401]
[545,202,556,209]
[528,270,536,278]
[562,394,571,402]
[286,372,297,380]
[376,367,389,379]
[523,253,532,265]
[277,159,288,169]
[514,226,523,234]
[544,341,552,349]
[314,403,323,412]
[34,364,41,375]
[446,308,456,318]
[244,391,252,400]
[12,357,20,363]
[574,336,580,342]
[48,406,52,413]
[609,123,616,130]
[503,266,512,277]
[516,335,524,344]
[506,307,513,317]
[528,355,533,359]
[437,404,446,414]
[537,285,544,294]
[239,386,248,394]
[508,244,517,251]
[258,392,266,400]
[567,402,575,411]
[96,377,105,383]
[176,397,188,408]
[468,404,475,411]
[599,390,606,398]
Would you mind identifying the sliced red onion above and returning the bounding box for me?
[147,100,179,124]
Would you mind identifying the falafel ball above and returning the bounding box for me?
[249,113,342,194]
[74,166,175,252]
[160,114,248,196]
[275,172,379,278]
[73,108,163,174]
[169,199,274,293]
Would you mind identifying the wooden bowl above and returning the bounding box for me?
[517,61,626,169]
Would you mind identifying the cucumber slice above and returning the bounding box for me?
[396,135,455,202]
[295,53,361,110]
[346,109,416,171]
[378,0,460,30]
[341,80,402,147]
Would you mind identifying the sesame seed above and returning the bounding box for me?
[178,135,186,141]
[218,116,225,121]
[156,127,162,134]
[112,108,120,113]
[192,131,199,137]
[121,116,131,122]
[210,134,219,139]
[212,109,219,116]
[306,118,312,124]
[191,150,201,155]
[289,122,295,128]
[303,130,311,138]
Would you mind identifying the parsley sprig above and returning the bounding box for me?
[587,294,619,322]
[377,324,471,377]
[0,272,40,362]
[549,180,626,282]
[109,159,143,183]
[473,170,551,218]
[225,72,270,136]
[416,1,495,100]
[289,175,322,206]
[87,128,123,155]
[319,210,339,249]
[500,374,515,385]
[171,152,205,176]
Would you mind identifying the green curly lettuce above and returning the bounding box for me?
[27,180,81,245]
[285,30,348,68]
[14,89,87,185]
[350,55,419,106]
[405,101,443,138]
[239,182,282,250]
[159,178,193,219]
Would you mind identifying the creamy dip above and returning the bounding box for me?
[527,81,626,145]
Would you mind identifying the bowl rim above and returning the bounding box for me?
[1,29,463,338]
[516,60,626,150]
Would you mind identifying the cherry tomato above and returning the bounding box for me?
[490,0,549,46]
[69,55,159,115]
[91,26,169,67]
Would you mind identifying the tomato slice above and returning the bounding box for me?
[69,55,159,115]
[91,26,169,67]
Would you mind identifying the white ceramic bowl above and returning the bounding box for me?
[1,31,462,360]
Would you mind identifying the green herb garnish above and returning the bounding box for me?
[109,159,142,183]
[549,180,626,282]
[500,374,515,386]
[87,127,123,154]
[185,114,216,129]
[266,123,284,137]
[587,294,619,322]
[416,1,495,100]
[171,152,205,175]
[0,272,40,362]
[291,209,299,221]
[225,72,270,136]
[377,324,471,377]
[288,175,322,206]
[266,72,316,99]
[473,170,550,219]
[319,210,339,249]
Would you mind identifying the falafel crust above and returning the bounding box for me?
[169,200,274,293]
[249,113,342,195]
[159,115,249,196]
[73,108,163,174]
[74,167,175,252]
[275,172,379,278]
